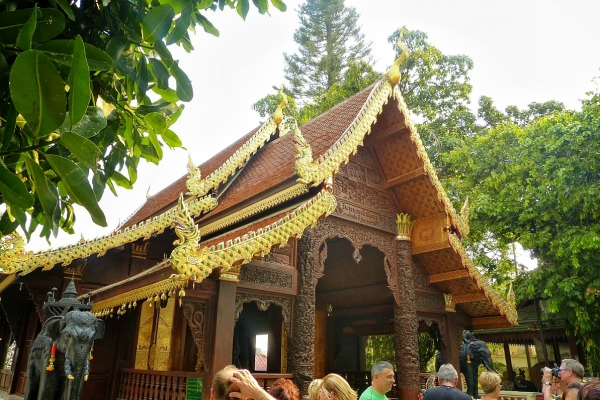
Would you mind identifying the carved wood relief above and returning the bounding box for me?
[240,265,294,290]
[182,299,208,372]
[233,292,292,336]
[311,217,399,306]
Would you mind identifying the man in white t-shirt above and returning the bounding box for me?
[359,361,395,400]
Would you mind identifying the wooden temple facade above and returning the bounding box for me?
[0,51,517,400]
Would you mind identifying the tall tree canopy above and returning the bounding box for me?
[447,90,600,368]
[0,0,286,244]
[283,0,371,102]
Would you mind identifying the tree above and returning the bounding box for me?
[283,0,371,102]
[446,89,600,368]
[0,0,286,243]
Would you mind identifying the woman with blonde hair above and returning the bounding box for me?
[479,371,502,400]
[318,374,357,400]
[308,379,323,400]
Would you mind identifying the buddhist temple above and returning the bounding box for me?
[0,45,517,400]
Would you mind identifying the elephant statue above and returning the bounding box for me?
[459,331,496,399]
[24,310,105,400]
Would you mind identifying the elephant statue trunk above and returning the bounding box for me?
[459,332,496,399]
[24,310,104,400]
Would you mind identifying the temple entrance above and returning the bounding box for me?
[233,301,284,373]
[315,236,395,392]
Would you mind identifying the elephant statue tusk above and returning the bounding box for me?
[84,375,88,382]
[68,374,75,380]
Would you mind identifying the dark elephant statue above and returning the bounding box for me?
[24,310,105,400]
[459,331,496,398]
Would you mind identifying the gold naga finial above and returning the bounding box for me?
[386,29,410,86]
[507,281,516,306]
[273,85,288,126]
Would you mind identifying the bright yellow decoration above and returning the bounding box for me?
[387,30,410,86]
[395,214,414,241]
[273,85,288,126]
[169,188,337,282]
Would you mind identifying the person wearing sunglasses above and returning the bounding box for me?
[543,359,585,400]
[479,371,502,400]
[359,361,395,400]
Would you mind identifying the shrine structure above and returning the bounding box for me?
[0,44,517,400]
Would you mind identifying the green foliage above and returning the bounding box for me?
[365,335,396,371]
[283,0,371,101]
[418,332,437,373]
[447,89,600,369]
[0,0,286,243]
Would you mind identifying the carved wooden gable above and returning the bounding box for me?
[333,147,398,233]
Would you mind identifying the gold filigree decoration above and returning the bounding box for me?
[396,213,414,241]
[0,195,217,276]
[91,278,187,317]
[443,293,456,313]
[170,189,337,282]
[294,76,395,187]
[200,184,309,236]
[386,29,410,86]
[448,234,518,325]
[186,107,282,199]
[460,196,470,237]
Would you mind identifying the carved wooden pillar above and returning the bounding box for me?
[441,316,462,378]
[394,214,420,400]
[210,279,237,373]
[182,299,207,372]
[290,232,318,394]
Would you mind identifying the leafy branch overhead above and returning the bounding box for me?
[0,0,286,243]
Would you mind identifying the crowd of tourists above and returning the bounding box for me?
[210,357,600,400]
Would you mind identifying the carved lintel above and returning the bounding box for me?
[234,293,292,336]
[132,242,150,259]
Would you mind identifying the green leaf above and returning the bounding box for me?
[46,154,107,226]
[69,36,91,127]
[236,0,250,19]
[136,56,148,100]
[161,0,192,14]
[149,58,169,89]
[197,0,214,9]
[142,4,175,43]
[16,5,37,50]
[0,8,65,45]
[54,0,75,21]
[1,101,17,151]
[37,40,113,71]
[252,0,268,14]
[106,36,134,74]
[197,14,219,37]
[0,211,19,236]
[153,40,173,67]
[145,112,167,135]
[270,0,286,11]
[166,5,192,45]
[60,131,102,169]
[109,170,133,189]
[0,162,34,209]
[9,50,66,139]
[137,101,173,115]
[170,62,193,102]
[58,107,107,138]
[160,128,182,148]
[24,157,58,224]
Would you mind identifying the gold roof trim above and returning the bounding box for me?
[170,187,337,281]
[91,276,186,317]
[448,234,518,325]
[186,115,281,198]
[199,183,309,236]
[294,77,395,186]
[0,195,217,276]
[0,274,16,293]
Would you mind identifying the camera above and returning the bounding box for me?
[541,363,561,378]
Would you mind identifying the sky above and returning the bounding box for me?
[26,0,600,261]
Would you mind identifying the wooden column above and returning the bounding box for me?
[394,214,420,400]
[441,316,462,383]
[210,279,237,373]
[504,342,514,384]
[290,232,318,394]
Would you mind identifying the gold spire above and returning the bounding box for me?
[273,85,288,125]
[387,29,410,86]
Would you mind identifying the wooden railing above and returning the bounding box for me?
[117,369,199,400]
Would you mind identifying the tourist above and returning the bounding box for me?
[308,379,323,400]
[542,359,585,400]
[579,380,600,400]
[423,364,470,400]
[269,378,300,400]
[479,371,501,400]
[229,368,277,400]
[359,361,395,400]
[212,365,240,400]
[318,373,357,400]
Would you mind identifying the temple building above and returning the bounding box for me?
[0,48,517,400]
